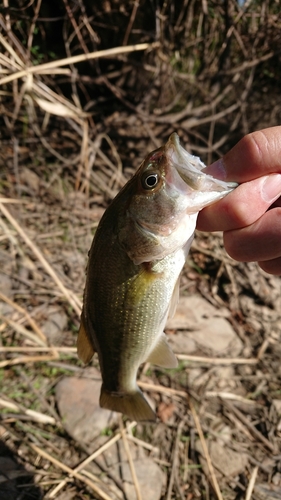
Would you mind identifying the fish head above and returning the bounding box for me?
[119,133,237,264]
[127,133,237,235]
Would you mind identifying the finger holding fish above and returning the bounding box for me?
[197,127,281,274]
[203,127,281,182]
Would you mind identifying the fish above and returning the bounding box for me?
[77,133,237,422]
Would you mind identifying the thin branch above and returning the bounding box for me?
[30,444,113,500]
[189,399,224,500]
[0,203,82,316]
[0,42,159,86]
[48,421,137,498]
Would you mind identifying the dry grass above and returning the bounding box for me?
[1,1,281,499]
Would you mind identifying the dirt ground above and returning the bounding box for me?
[1,1,281,499]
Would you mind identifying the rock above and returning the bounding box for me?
[272,473,281,486]
[166,295,242,356]
[196,439,248,477]
[168,332,196,354]
[55,491,77,500]
[209,441,248,476]
[188,367,205,386]
[272,399,281,415]
[0,274,12,297]
[0,302,14,316]
[166,295,229,330]
[41,308,68,344]
[190,317,242,356]
[254,483,281,500]
[118,459,163,500]
[89,436,164,500]
[215,366,236,389]
[19,167,40,193]
[55,368,118,443]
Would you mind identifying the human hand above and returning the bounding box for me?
[197,127,281,275]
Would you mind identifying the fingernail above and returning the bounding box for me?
[262,174,281,203]
[203,158,227,180]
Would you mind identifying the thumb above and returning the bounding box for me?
[204,127,281,183]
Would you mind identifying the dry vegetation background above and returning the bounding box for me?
[1,0,281,499]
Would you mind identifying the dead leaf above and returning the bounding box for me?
[157,402,176,423]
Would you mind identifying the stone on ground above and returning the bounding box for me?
[88,435,164,500]
[196,439,248,478]
[55,367,117,443]
[167,295,242,356]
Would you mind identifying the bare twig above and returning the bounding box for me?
[0,347,76,353]
[222,399,275,453]
[189,399,224,500]
[0,291,47,343]
[30,444,113,500]
[48,421,137,498]
[123,0,140,46]
[0,203,82,316]
[0,42,159,86]
[119,417,142,500]
[245,466,259,500]
[0,313,47,347]
[0,352,59,368]
[206,391,258,405]
[0,198,24,203]
[138,381,187,398]
[176,354,258,365]
[0,398,57,425]
[166,419,186,500]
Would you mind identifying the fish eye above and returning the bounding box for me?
[141,172,159,190]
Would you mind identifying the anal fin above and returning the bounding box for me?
[146,334,178,369]
[77,314,95,364]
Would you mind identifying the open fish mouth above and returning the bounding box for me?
[165,133,237,192]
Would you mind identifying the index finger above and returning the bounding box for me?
[205,127,281,183]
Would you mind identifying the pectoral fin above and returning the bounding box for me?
[146,334,178,368]
[77,314,95,364]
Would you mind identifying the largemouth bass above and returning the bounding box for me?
[77,133,236,422]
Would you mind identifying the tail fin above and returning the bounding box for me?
[100,385,156,422]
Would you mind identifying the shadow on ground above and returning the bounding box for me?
[0,440,42,500]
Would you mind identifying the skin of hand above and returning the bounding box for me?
[197,127,281,275]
